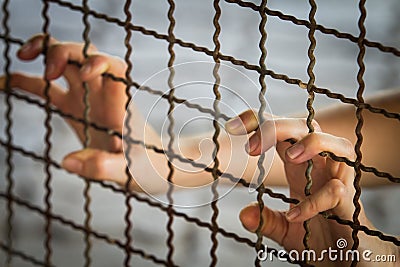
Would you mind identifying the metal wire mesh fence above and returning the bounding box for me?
[1,0,399,266]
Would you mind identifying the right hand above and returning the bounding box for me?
[225,110,394,266]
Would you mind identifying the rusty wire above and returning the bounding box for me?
[1,0,14,265]
[0,240,55,267]
[1,0,400,266]
[122,0,134,266]
[209,1,222,266]
[81,0,93,265]
[40,0,55,265]
[301,0,318,257]
[254,1,268,266]
[165,0,177,265]
[350,1,367,266]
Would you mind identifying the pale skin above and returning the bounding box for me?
[1,34,399,266]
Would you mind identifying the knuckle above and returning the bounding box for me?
[339,137,355,158]
[88,43,97,52]
[113,55,128,69]
[87,152,108,178]
[308,132,323,148]
[327,179,346,198]
[47,43,64,58]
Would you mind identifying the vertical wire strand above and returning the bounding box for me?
[254,0,268,266]
[351,1,366,266]
[210,1,222,266]
[166,0,177,265]
[81,0,92,265]
[123,1,134,266]
[2,0,14,265]
[41,1,54,265]
[302,0,317,257]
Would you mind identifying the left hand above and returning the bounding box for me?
[1,34,130,186]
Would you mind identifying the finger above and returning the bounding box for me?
[17,34,58,60]
[246,118,322,156]
[0,73,66,107]
[61,148,139,189]
[225,109,259,135]
[239,202,288,246]
[285,132,354,164]
[80,53,127,82]
[225,109,277,135]
[44,42,97,80]
[17,34,97,80]
[285,179,350,222]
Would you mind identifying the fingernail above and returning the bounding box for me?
[62,158,83,173]
[80,63,91,75]
[225,117,244,134]
[245,134,260,154]
[19,42,33,53]
[46,63,56,78]
[286,207,301,221]
[287,143,304,159]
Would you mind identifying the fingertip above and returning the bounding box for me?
[225,109,260,135]
[17,37,43,60]
[245,133,261,156]
[225,116,247,135]
[45,62,59,80]
[80,63,92,80]
[80,56,109,81]
[17,42,33,58]
[285,142,305,161]
[239,203,260,232]
[285,206,301,222]
[62,156,83,174]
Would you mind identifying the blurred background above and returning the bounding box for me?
[0,0,399,266]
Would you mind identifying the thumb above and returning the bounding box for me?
[239,202,288,246]
[61,148,128,187]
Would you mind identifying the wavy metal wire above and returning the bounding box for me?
[1,0,14,266]
[166,0,177,265]
[122,0,134,266]
[40,1,55,265]
[81,0,93,265]
[208,1,222,266]
[301,0,318,258]
[350,1,367,266]
[0,0,399,266]
[254,0,268,266]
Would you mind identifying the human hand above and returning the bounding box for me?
[1,34,130,186]
[225,110,392,266]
